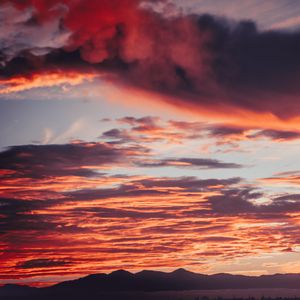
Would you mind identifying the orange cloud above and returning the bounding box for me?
[1,161,299,286]
[0,123,299,286]
[260,171,300,187]
[0,71,97,94]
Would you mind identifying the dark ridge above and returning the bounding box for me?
[1,270,300,299]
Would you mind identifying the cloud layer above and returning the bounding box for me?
[1,118,300,284]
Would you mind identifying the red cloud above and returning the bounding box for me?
[3,1,300,122]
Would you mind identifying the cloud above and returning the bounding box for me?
[0,71,97,94]
[200,236,239,242]
[70,206,172,219]
[260,170,300,186]
[1,158,300,283]
[137,157,243,169]
[64,176,242,202]
[102,128,131,140]
[102,116,193,144]
[190,123,300,142]
[99,118,300,161]
[16,258,72,269]
[133,176,241,190]
[0,2,70,64]
[207,125,246,138]
[169,120,300,144]
[2,2,300,120]
[207,188,300,215]
[0,141,148,179]
[248,129,300,141]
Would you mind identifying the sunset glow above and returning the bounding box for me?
[0,0,300,289]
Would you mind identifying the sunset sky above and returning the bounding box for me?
[1,0,300,287]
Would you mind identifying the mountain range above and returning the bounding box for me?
[1,269,300,299]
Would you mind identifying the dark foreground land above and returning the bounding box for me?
[1,293,300,300]
[1,269,300,299]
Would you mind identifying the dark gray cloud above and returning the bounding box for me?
[208,188,300,215]
[248,129,300,141]
[137,157,243,169]
[65,185,170,201]
[16,258,72,269]
[207,125,245,137]
[0,142,148,179]
[70,206,172,219]
[101,128,132,141]
[64,176,242,202]
[130,176,242,190]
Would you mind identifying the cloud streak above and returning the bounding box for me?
[0,71,97,94]
[137,157,243,169]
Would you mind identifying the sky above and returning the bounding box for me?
[0,0,300,287]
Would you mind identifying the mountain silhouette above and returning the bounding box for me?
[1,269,300,299]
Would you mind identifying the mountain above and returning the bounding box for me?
[0,284,37,298]
[1,269,300,299]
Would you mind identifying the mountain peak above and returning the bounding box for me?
[172,268,190,274]
[109,269,132,276]
[136,269,167,277]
